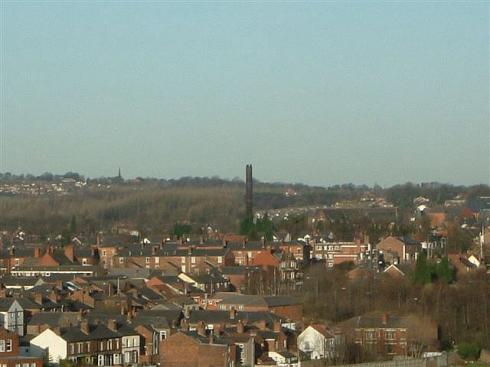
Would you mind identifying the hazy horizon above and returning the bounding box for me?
[2,2,489,186]
[1,168,489,189]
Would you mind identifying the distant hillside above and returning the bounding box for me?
[0,172,487,236]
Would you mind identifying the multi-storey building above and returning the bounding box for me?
[30,320,140,366]
[312,241,368,268]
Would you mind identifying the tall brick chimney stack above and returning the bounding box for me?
[245,164,253,219]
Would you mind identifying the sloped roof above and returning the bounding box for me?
[309,324,335,338]
[28,312,80,327]
[263,295,300,307]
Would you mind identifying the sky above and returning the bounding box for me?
[1,1,489,186]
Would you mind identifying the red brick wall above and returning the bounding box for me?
[160,332,231,367]
[0,328,19,356]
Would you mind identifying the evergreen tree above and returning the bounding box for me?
[413,252,431,284]
[436,256,454,283]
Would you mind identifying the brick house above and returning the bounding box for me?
[337,312,438,357]
[113,245,235,274]
[160,330,238,367]
[30,319,141,366]
[312,241,368,268]
[226,241,265,266]
[298,324,344,361]
[0,327,43,367]
[376,236,422,264]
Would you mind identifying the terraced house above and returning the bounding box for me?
[30,319,140,366]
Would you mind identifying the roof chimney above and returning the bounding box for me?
[245,164,253,219]
[80,320,89,334]
[180,318,189,331]
[196,321,206,337]
[237,320,245,334]
[107,319,117,331]
[273,320,281,333]
[382,313,388,326]
[34,247,42,258]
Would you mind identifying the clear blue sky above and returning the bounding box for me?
[1,2,489,186]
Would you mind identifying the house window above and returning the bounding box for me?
[217,257,223,264]
[70,343,75,354]
[102,251,107,256]
[119,257,124,263]
[385,331,396,340]
[77,342,83,353]
[86,342,90,352]
[181,257,185,263]
[145,257,150,264]
[0,340,5,352]
[155,257,159,264]
[108,339,113,349]
[115,339,119,349]
[366,331,376,340]
[191,257,196,264]
[82,258,88,265]
[100,341,104,351]
[159,331,167,340]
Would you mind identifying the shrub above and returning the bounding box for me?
[457,342,480,361]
